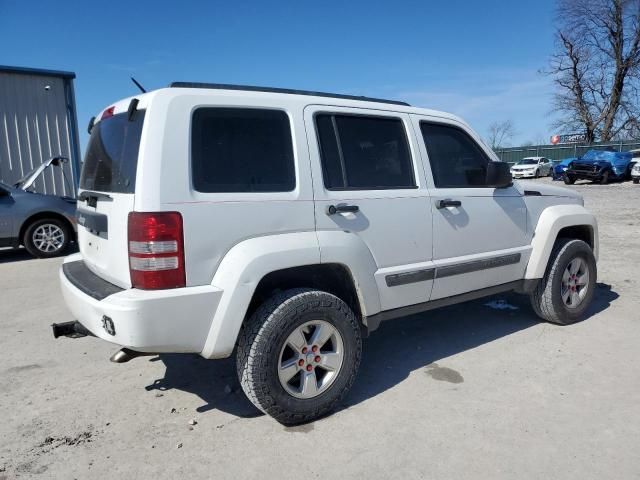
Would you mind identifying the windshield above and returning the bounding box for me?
[518,159,538,165]
[80,110,145,193]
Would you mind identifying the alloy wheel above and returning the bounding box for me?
[278,320,344,399]
[561,257,589,309]
[32,223,65,253]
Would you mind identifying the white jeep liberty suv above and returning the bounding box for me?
[55,83,598,425]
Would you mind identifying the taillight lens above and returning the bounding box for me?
[101,106,115,120]
[128,212,186,290]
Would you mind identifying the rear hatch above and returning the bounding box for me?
[77,107,145,288]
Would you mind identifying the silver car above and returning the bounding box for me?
[0,157,77,258]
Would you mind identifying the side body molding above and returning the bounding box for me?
[525,204,599,279]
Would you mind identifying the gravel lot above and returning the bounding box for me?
[1,177,639,479]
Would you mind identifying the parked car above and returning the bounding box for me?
[552,158,576,181]
[630,149,640,184]
[0,157,76,258]
[54,84,599,425]
[510,157,552,178]
[564,149,632,184]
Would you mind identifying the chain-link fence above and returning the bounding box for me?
[495,140,640,165]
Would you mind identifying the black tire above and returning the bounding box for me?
[600,170,610,184]
[564,175,576,185]
[23,218,71,258]
[530,239,597,325]
[236,288,362,425]
[633,178,639,184]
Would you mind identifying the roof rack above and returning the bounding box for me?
[169,82,410,106]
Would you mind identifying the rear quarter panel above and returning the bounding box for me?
[135,90,316,286]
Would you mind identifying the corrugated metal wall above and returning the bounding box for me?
[0,72,77,196]
[495,140,640,164]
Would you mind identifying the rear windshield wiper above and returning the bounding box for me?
[78,191,112,208]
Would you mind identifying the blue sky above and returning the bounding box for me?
[1,0,559,149]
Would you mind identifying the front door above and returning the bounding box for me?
[305,106,434,311]
[411,115,530,300]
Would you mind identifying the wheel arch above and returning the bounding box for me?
[19,211,75,245]
[245,263,364,327]
[525,204,598,279]
[200,231,381,359]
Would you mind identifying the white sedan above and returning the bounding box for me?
[510,157,552,178]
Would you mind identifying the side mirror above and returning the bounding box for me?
[486,161,512,188]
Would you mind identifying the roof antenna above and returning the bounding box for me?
[130,77,147,93]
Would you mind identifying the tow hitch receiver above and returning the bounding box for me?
[51,321,94,339]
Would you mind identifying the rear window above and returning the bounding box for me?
[80,111,145,193]
[191,108,295,193]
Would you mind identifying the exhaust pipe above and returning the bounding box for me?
[51,321,94,339]
[110,348,155,363]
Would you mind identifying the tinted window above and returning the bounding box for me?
[420,123,490,188]
[80,111,145,193]
[192,108,295,193]
[316,114,415,190]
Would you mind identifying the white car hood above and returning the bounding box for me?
[515,181,582,199]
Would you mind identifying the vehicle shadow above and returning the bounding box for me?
[0,244,78,264]
[0,248,33,264]
[145,283,619,421]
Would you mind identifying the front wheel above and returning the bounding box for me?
[530,239,597,325]
[23,218,71,258]
[236,289,362,425]
[600,170,610,184]
[564,175,576,185]
[633,178,639,184]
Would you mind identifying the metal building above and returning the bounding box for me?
[0,65,81,197]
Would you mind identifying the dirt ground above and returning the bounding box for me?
[1,177,639,479]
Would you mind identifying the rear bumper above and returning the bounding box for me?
[59,254,223,354]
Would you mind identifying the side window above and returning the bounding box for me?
[315,113,416,190]
[191,108,295,193]
[420,122,491,188]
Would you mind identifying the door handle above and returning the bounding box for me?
[436,199,462,209]
[326,204,359,215]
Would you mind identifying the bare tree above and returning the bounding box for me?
[487,120,516,149]
[547,0,640,142]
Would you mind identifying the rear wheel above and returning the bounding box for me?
[236,289,362,425]
[530,239,597,325]
[23,218,71,258]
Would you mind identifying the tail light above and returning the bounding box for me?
[128,212,185,290]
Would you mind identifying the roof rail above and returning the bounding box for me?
[169,82,410,106]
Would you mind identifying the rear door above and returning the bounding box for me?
[305,105,434,311]
[76,108,145,288]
